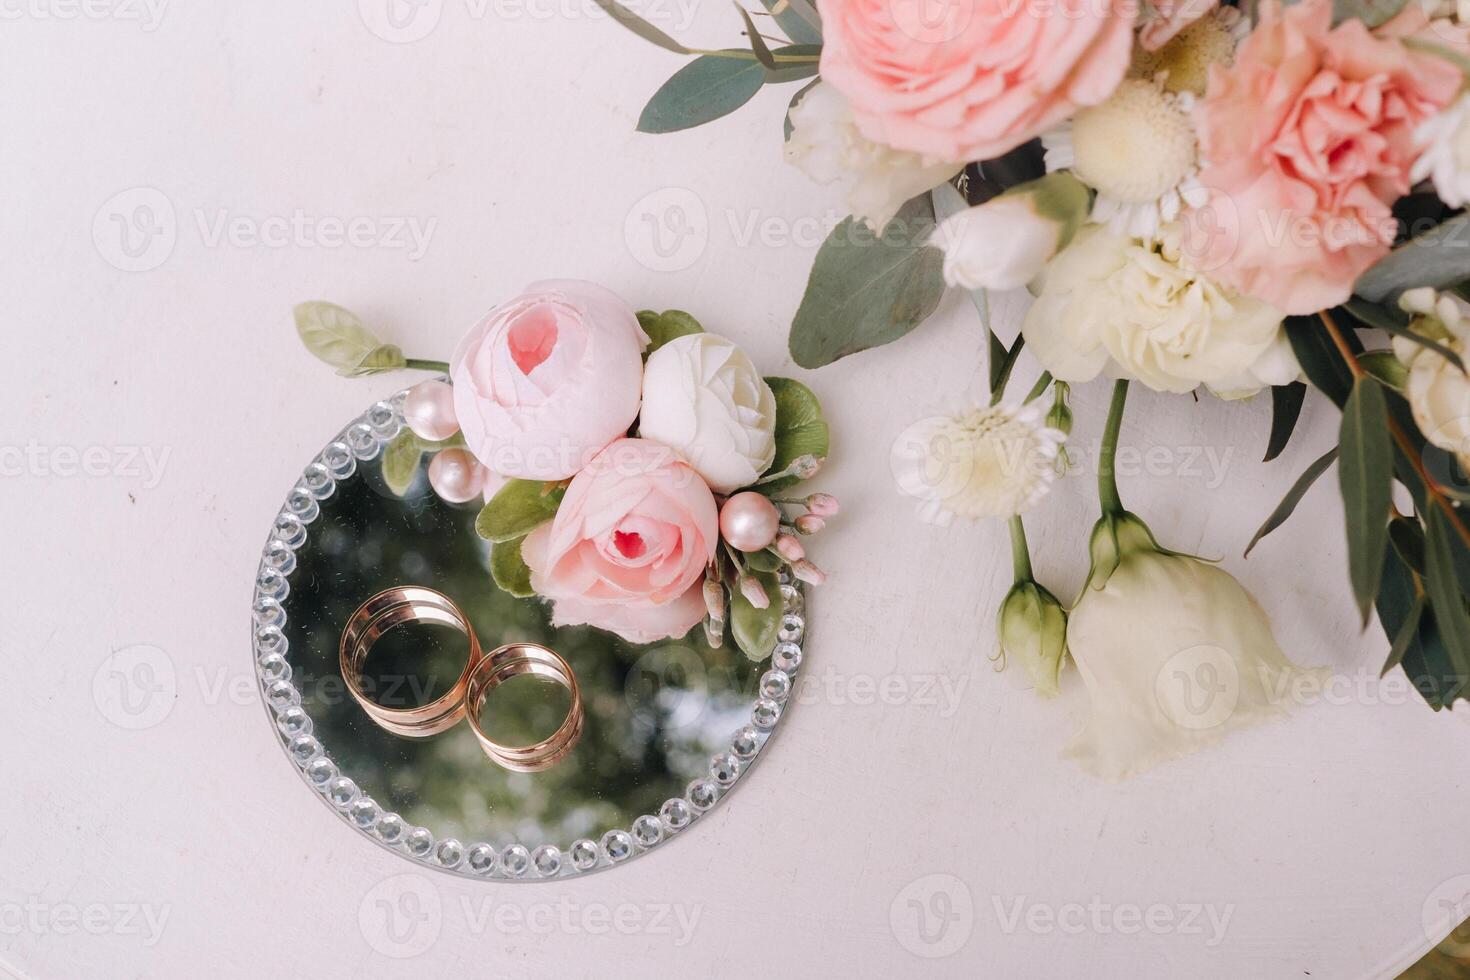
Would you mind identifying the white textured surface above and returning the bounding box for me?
[3,3,1470,978]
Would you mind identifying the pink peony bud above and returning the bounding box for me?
[703,577,726,622]
[740,575,771,609]
[805,493,840,518]
[795,514,825,535]
[792,559,826,586]
[775,534,805,562]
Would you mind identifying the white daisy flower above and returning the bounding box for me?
[1043,79,1207,240]
[1413,94,1470,208]
[889,401,1067,525]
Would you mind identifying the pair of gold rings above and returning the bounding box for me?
[339,586,582,772]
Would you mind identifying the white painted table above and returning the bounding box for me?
[4,3,1470,977]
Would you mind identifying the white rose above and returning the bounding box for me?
[1021,224,1296,398]
[932,172,1090,291]
[1397,288,1470,461]
[784,83,960,231]
[639,333,777,494]
[1065,512,1325,780]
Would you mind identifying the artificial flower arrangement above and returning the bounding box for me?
[291,279,834,659]
[603,0,1470,775]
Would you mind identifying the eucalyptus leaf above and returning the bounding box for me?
[1343,297,1465,372]
[475,479,565,543]
[1358,351,1407,390]
[638,53,767,133]
[1376,546,1445,707]
[1286,314,1359,407]
[1333,0,1409,25]
[730,570,781,661]
[490,536,536,598]
[591,0,692,53]
[1355,214,1470,303]
[762,376,829,490]
[1244,447,1338,556]
[1339,377,1393,624]
[381,430,423,497]
[734,3,778,68]
[339,343,408,378]
[789,195,946,368]
[636,309,704,354]
[1423,505,1470,701]
[294,301,383,370]
[1381,592,1426,677]
[769,0,821,38]
[1390,515,1427,575]
[1265,382,1307,462]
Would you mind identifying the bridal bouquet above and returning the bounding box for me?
[608,0,1470,774]
[292,279,834,661]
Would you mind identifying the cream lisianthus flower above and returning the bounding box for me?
[1042,79,1208,239]
[1413,94,1470,208]
[1021,224,1297,399]
[784,83,961,231]
[890,401,1067,525]
[1396,287,1470,462]
[1065,509,1327,779]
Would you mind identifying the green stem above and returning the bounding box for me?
[690,47,819,62]
[1023,371,1053,404]
[405,358,450,373]
[1098,379,1129,515]
[1008,516,1033,582]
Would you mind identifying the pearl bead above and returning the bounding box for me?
[403,380,459,442]
[428,448,485,503]
[719,492,781,553]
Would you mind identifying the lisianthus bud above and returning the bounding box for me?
[931,172,1089,291]
[805,493,840,518]
[997,581,1068,699]
[775,534,805,562]
[792,559,826,585]
[739,574,771,610]
[795,514,825,535]
[703,576,726,623]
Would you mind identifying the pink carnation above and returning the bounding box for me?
[818,0,1137,162]
[1186,0,1467,314]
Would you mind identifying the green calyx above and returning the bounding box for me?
[1083,510,1165,593]
[997,580,1069,699]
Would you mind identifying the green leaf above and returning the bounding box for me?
[1423,505,1470,701]
[762,376,829,490]
[381,431,423,497]
[1339,377,1393,624]
[339,343,407,378]
[590,0,692,53]
[763,48,820,83]
[1286,314,1360,407]
[762,0,821,42]
[1356,214,1470,304]
[789,195,946,368]
[1358,351,1407,390]
[1381,592,1426,677]
[1343,297,1465,372]
[636,309,704,354]
[1376,547,1450,707]
[490,536,536,598]
[1333,0,1409,25]
[1390,515,1427,575]
[475,479,565,543]
[734,3,778,68]
[783,77,819,140]
[638,53,767,133]
[1244,447,1338,556]
[1264,382,1306,462]
[744,548,783,573]
[730,570,781,661]
[294,301,383,371]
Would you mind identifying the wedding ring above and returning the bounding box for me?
[465,642,584,772]
[339,586,482,738]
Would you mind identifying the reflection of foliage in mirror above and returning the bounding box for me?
[282,451,761,849]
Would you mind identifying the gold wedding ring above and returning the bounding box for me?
[465,643,584,773]
[339,586,482,738]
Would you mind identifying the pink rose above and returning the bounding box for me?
[522,438,719,644]
[819,0,1136,162]
[450,280,649,481]
[1187,0,1467,315]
